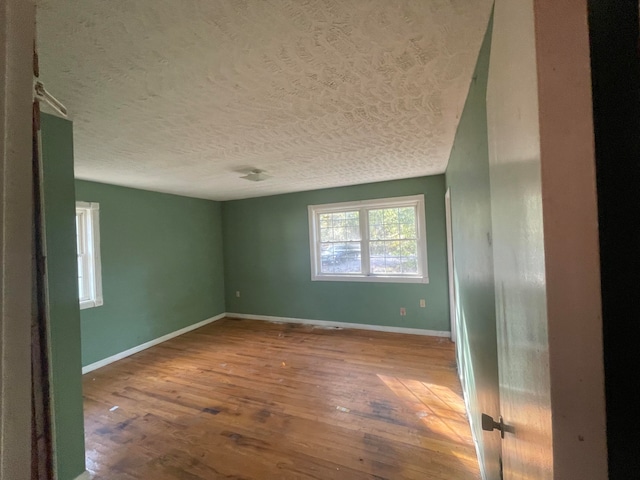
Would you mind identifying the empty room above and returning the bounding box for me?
[2,1,617,480]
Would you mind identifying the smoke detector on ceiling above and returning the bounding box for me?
[240,169,271,182]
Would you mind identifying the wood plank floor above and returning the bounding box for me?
[83,318,480,480]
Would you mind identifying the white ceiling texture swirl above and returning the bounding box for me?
[37,0,492,200]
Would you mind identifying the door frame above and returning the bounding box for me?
[0,1,36,479]
[444,188,457,343]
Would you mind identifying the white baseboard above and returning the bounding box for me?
[82,313,225,374]
[225,312,450,338]
[73,471,91,480]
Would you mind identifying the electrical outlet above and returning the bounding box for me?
[420,299,426,308]
[400,307,406,316]
[236,291,241,298]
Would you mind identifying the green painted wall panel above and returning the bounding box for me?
[76,181,226,366]
[223,176,449,331]
[41,114,86,480]
[444,16,501,480]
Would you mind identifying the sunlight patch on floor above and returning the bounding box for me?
[377,374,472,445]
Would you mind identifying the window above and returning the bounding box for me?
[75,202,103,309]
[308,195,428,283]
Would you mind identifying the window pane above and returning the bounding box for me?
[370,257,386,273]
[77,255,84,299]
[75,212,86,255]
[383,224,399,239]
[385,257,402,273]
[319,214,332,229]
[334,226,347,241]
[400,221,416,239]
[385,240,402,257]
[383,208,399,224]
[398,207,414,224]
[320,242,361,274]
[318,211,361,274]
[78,278,86,301]
[369,224,384,241]
[75,214,81,252]
[320,227,334,242]
[401,257,419,274]
[400,240,417,257]
[320,211,359,239]
[76,211,87,300]
[332,212,346,226]
[78,254,92,301]
[371,256,402,274]
[331,225,360,242]
[345,211,359,226]
[346,226,360,241]
[367,206,419,275]
[368,209,383,225]
[369,241,385,257]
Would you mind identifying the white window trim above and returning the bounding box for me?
[76,201,103,309]
[308,194,429,284]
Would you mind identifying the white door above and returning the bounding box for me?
[487,2,552,477]
[485,1,607,479]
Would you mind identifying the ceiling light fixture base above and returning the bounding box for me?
[241,169,271,182]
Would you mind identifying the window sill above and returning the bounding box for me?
[80,298,103,310]
[311,274,429,284]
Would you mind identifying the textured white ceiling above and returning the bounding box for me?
[37,0,492,200]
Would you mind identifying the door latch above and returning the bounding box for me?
[481,413,505,438]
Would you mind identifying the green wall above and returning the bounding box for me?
[75,180,226,366]
[41,114,86,480]
[444,16,500,480]
[223,176,450,331]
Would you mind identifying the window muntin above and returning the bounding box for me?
[309,195,428,283]
[75,202,103,309]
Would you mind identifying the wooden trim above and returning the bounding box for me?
[535,0,608,476]
[82,313,226,374]
[226,312,450,337]
[73,471,91,480]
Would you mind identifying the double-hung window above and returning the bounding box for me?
[75,202,103,309]
[308,194,428,283]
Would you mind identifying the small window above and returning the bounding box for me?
[75,202,103,309]
[308,195,429,283]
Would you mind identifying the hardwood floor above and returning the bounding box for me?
[83,318,480,479]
